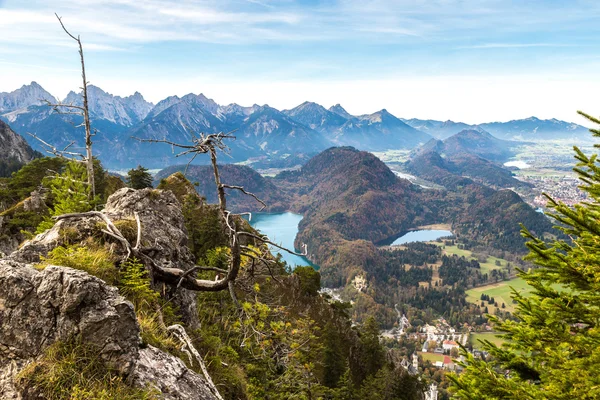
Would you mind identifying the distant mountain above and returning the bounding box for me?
[0,82,56,115]
[283,101,347,133]
[0,120,37,163]
[479,117,590,141]
[441,129,518,162]
[413,129,519,163]
[236,105,329,155]
[2,81,589,169]
[401,118,475,139]
[63,85,153,126]
[283,103,431,151]
[328,104,354,119]
[155,164,290,212]
[329,109,432,151]
[1,84,152,166]
[403,116,590,141]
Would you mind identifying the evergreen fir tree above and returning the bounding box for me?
[450,112,600,399]
[37,161,96,232]
[126,165,153,189]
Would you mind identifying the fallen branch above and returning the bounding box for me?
[167,324,224,400]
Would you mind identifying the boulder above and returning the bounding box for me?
[0,259,217,399]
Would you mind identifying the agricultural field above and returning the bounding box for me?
[436,244,512,275]
[465,277,529,313]
[418,352,446,363]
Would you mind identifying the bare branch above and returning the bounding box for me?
[55,13,79,42]
[134,211,142,250]
[238,231,308,256]
[43,99,86,113]
[131,137,196,149]
[26,132,86,161]
[221,184,267,211]
[167,324,224,400]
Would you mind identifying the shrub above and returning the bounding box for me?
[118,258,160,310]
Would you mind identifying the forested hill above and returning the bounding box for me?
[406,149,529,190]
[405,150,554,252]
[155,164,291,212]
[413,129,519,163]
[271,147,433,286]
[275,146,432,244]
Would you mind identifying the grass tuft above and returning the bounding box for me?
[16,339,158,399]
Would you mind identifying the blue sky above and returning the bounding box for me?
[1,0,599,124]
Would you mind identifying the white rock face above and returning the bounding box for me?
[0,82,56,113]
[63,85,154,126]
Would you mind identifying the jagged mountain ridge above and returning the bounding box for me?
[0,82,590,169]
[63,85,154,126]
[0,81,56,115]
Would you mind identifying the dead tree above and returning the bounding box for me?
[29,13,95,199]
[56,132,307,293]
[130,132,307,291]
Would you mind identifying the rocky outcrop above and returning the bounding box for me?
[132,346,216,399]
[0,187,219,398]
[0,261,139,371]
[0,120,37,163]
[0,260,216,399]
[13,187,193,268]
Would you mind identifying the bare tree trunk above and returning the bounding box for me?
[80,47,95,199]
[210,147,226,216]
[56,13,95,199]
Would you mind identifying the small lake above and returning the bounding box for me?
[381,229,454,246]
[249,212,318,270]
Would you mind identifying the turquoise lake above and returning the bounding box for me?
[249,212,318,270]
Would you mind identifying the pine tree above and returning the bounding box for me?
[37,161,96,232]
[450,112,600,399]
[126,165,153,189]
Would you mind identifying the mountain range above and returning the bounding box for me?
[403,116,589,141]
[0,82,590,169]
